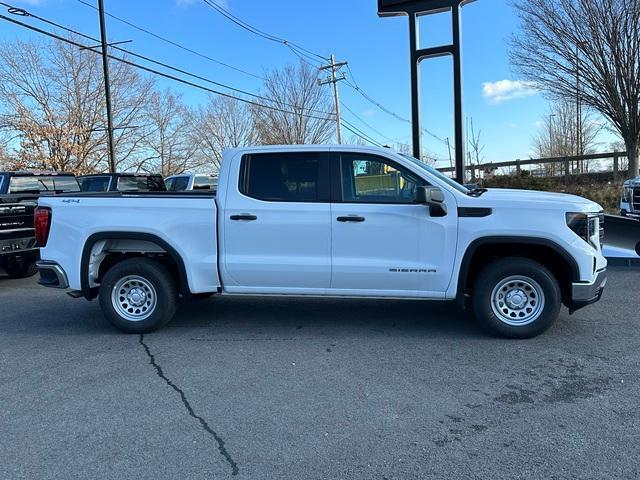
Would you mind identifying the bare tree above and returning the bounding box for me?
[511,0,640,176]
[190,95,256,173]
[253,61,335,145]
[137,89,202,176]
[533,100,603,174]
[0,37,152,174]
[467,118,485,181]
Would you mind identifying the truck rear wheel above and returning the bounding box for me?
[99,258,178,334]
[472,257,561,339]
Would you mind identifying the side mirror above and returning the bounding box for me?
[415,186,447,216]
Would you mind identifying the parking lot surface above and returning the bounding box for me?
[1,268,639,480]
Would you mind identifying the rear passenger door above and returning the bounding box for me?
[221,151,332,294]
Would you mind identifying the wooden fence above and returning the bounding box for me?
[438,151,629,183]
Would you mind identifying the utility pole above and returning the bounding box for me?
[319,54,347,144]
[98,0,116,173]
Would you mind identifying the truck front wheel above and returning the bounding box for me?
[99,258,178,334]
[472,258,561,339]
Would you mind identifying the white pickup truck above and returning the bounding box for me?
[36,145,607,338]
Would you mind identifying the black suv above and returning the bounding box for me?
[78,173,166,192]
[0,172,80,278]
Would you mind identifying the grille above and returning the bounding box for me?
[633,187,640,212]
[598,213,604,250]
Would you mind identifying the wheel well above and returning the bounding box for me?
[461,242,576,305]
[97,252,181,290]
[81,234,190,299]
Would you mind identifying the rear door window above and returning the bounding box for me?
[240,152,325,202]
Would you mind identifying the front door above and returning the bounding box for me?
[222,151,332,294]
[330,152,457,297]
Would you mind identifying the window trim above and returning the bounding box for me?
[333,152,428,205]
[238,152,331,203]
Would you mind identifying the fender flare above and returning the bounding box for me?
[456,236,581,303]
[80,232,190,300]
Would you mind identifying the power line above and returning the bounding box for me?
[201,0,327,62]
[76,0,266,81]
[345,65,452,149]
[0,10,336,123]
[342,119,384,147]
[340,102,400,144]
[0,3,336,119]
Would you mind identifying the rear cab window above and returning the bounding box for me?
[79,176,111,192]
[193,176,217,190]
[168,176,190,192]
[239,152,329,202]
[9,175,80,194]
[116,175,166,192]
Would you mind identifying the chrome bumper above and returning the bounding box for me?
[570,268,607,313]
[36,261,69,289]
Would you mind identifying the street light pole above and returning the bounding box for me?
[98,0,116,173]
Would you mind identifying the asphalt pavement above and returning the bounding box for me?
[1,268,639,480]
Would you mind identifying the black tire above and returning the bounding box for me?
[472,257,561,339]
[99,258,178,334]
[5,260,38,279]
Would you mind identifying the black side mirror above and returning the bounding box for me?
[415,186,447,216]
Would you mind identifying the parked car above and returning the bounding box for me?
[0,172,79,278]
[78,173,166,192]
[620,176,640,220]
[36,145,607,338]
[165,173,217,192]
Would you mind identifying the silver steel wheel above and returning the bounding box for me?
[111,275,157,322]
[490,275,545,326]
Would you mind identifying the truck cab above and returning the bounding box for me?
[620,176,640,220]
[36,145,607,338]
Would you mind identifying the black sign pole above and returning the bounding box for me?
[408,12,422,162]
[378,0,475,185]
[451,3,464,184]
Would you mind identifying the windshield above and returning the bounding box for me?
[399,154,470,194]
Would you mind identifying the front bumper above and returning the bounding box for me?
[36,261,69,289]
[570,268,607,313]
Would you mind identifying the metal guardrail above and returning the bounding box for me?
[438,151,629,182]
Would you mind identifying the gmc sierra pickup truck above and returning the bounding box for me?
[0,172,79,278]
[36,145,607,338]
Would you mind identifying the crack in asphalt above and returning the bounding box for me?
[139,334,239,476]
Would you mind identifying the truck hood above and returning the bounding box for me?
[465,188,602,212]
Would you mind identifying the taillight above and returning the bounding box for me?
[34,207,51,247]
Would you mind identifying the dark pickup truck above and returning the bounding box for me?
[0,172,80,278]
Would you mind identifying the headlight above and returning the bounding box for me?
[622,187,633,202]
[566,212,602,249]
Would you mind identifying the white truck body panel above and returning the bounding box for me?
[39,196,220,293]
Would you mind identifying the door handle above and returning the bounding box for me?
[230,214,258,221]
[337,216,365,223]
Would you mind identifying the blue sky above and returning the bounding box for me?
[0,0,607,164]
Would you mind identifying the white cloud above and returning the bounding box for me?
[361,109,375,118]
[482,80,538,105]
